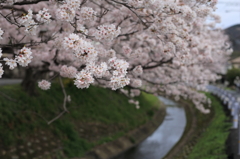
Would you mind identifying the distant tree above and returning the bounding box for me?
[226,68,240,86]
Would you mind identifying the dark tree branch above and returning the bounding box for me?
[13,0,48,5]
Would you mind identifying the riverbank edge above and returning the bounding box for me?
[78,106,166,159]
[164,95,229,159]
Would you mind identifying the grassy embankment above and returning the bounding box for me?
[187,93,231,159]
[0,80,162,158]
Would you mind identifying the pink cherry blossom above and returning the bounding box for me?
[38,80,51,90]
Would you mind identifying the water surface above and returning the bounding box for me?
[115,96,186,159]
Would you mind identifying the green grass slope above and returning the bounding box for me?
[187,93,231,159]
[0,81,162,158]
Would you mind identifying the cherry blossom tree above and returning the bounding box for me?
[0,0,232,121]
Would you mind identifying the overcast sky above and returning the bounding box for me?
[213,0,240,29]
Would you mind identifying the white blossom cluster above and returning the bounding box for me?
[63,33,98,62]
[94,24,121,41]
[19,9,37,35]
[130,89,141,97]
[0,63,3,78]
[106,49,116,58]
[66,0,81,9]
[195,6,212,18]
[38,80,51,90]
[3,58,17,70]
[127,0,143,7]
[74,70,94,89]
[129,99,140,109]
[20,9,51,35]
[110,76,130,90]
[127,0,155,7]
[131,79,142,88]
[181,5,196,22]
[0,28,3,39]
[56,0,80,22]
[3,0,18,5]
[3,46,33,70]
[122,46,132,57]
[108,57,130,90]
[92,62,108,78]
[119,88,141,109]
[36,8,51,24]
[133,65,143,76]
[80,7,96,21]
[2,47,31,70]
[56,5,76,22]
[60,65,77,79]
[0,0,232,111]
[16,47,33,67]
[62,32,130,90]
[73,62,108,89]
[77,25,88,35]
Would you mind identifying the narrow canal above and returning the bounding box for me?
[114,96,186,159]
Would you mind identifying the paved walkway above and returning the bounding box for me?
[226,128,240,159]
[0,79,22,85]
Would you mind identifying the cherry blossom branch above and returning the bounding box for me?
[13,0,48,5]
[47,111,66,125]
[0,34,56,48]
[105,0,149,28]
[0,0,229,116]
[47,77,69,125]
[142,58,173,70]
[59,76,69,112]
[0,12,22,27]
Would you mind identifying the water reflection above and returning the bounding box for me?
[114,96,186,159]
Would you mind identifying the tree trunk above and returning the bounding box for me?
[21,68,48,96]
